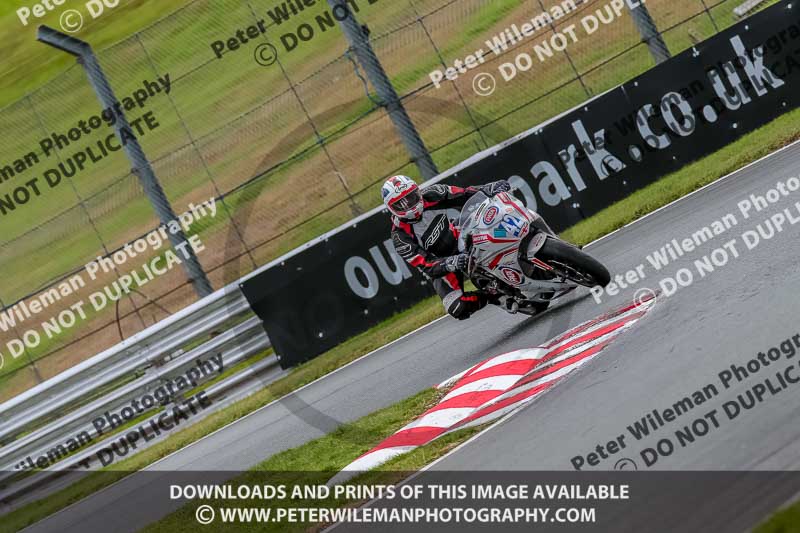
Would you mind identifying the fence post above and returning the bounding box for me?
[628,2,672,65]
[36,26,214,298]
[326,0,439,181]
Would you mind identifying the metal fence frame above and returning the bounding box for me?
[0,0,747,411]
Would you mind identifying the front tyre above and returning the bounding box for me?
[537,238,611,288]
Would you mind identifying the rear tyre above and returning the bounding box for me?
[537,238,611,288]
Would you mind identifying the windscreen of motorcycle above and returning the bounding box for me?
[457,192,490,252]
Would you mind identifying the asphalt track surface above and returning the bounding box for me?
[24,141,800,532]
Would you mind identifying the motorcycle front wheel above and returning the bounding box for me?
[537,238,611,288]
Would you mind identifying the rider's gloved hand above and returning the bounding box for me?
[480,180,512,196]
[444,254,469,273]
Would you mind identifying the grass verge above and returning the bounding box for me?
[140,387,482,533]
[5,104,800,532]
[0,296,445,533]
[756,500,800,533]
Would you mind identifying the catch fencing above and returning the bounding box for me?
[0,0,768,398]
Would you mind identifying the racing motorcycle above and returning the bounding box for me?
[458,191,611,316]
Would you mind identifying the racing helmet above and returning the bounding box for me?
[382,175,423,222]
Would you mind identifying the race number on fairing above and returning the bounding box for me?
[499,214,525,237]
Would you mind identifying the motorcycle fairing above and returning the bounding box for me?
[460,192,579,300]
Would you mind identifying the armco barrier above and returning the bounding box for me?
[0,280,274,504]
[0,287,251,441]
[0,317,266,475]
[0,338,276,506]
[242,1,800,366]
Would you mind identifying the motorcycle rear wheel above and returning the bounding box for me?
[537,239,611,288]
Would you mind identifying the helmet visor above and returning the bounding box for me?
[389,189,421,214]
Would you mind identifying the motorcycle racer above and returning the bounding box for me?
[382,175,511,320]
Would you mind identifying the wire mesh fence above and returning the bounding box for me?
[0,0,766,399]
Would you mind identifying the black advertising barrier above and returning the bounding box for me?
[241,214,437,366]
[244,1,800,367]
